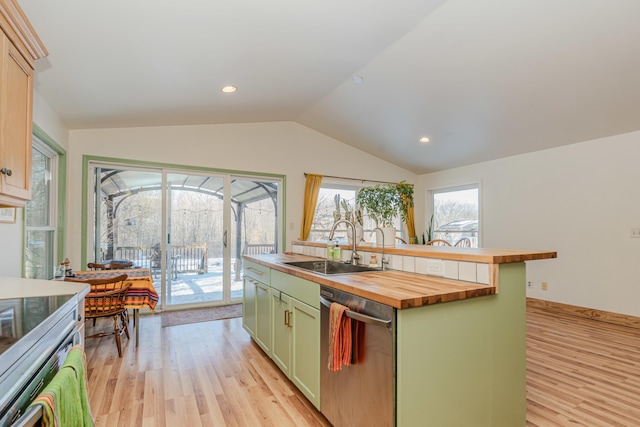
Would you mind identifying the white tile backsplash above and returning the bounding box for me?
[402,256,416,273]
[287,244,495,287]
[459,262,477,282]
[444,261,459,280]
[415,257,428,275]
[390,255,403,270]
[476,263,490,285]
[359,252,369,265]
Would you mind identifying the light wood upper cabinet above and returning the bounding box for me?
[0,0,47,208]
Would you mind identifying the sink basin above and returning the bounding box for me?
[282,260,381,275]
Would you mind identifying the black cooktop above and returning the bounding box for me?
[0,294,75,357]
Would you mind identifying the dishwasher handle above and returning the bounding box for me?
[320,297,392,329]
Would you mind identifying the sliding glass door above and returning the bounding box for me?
[229,177,280,299]
[165,172,227,306]
[89,161,282,310]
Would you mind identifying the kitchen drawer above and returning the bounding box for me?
[244,260,270,285]
[271,270,319,309]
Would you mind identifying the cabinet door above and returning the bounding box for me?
[271,290,291,376]
[254,281,271,355]
[0,33,33,205]
[242,278,256,337]
[291,298,320,409]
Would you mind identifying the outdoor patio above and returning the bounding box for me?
[161,269,243,306]
[152,258,244,307]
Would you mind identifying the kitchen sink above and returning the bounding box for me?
[282,260,381,275]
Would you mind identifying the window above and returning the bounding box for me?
[430,185,479,247]
[24,138,58,279]
[310,186,357,242]
[310,182,403,243]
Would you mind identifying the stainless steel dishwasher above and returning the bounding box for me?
[320,285,396,427]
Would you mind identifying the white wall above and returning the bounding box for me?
[32,90,69,150]
[0,212,23,276]
[66,121,420,269]
[420,130,640,317]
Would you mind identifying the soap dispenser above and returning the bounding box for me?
[333,240,342,260]
[327,240,335,259]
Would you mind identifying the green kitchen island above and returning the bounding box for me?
[244,243,556,427]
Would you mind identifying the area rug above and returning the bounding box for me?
[161,303,243,327]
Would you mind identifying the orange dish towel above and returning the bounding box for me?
[328,302,352,371]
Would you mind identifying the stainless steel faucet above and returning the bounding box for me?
[328,220,360,265]
[372,227,388,271]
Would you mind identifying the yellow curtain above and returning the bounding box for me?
[299,174,323,241]
[405,202,417,244]
[398,182,417,244]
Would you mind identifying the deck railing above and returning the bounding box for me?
[243,244,276,255]
[106,242,274,275]
[109,244,208,274]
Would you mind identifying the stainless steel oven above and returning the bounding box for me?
[0,294,81,426]
[320,286,396,427]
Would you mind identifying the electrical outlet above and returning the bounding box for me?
[631,228,640,238]
[527,281,532,288]
[289,222,295,231]
[426,259,444,277]
[541,281,548,291]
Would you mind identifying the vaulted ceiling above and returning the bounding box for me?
[18,0,640,174]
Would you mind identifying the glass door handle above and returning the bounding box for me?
[223,230,228,248]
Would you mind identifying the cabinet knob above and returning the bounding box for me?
[1,167,12,176]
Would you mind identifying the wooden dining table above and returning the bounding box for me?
[73,268,159,347]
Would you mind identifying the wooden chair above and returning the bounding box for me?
[425,239,452,246]
[454,238,471,247]
[87,261,133,270]
[66,274,131,357]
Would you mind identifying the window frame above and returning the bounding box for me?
[23,135,59,279]
[428,183,481,247]
[309,179,404,243]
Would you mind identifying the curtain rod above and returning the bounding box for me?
[304,173,403,186]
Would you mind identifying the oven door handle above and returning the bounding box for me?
[320,297,392,329]
[12,406,42,427]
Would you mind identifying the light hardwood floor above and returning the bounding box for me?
[84,307,640,426]
[526,306,640,427]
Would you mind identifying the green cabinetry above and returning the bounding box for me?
[271,290,292,376]
[243,263,321,410]
[255,281,271,354]
[289,297,320,408]
[270,270,320,409]
[242,277,256,336]
[242,260,271,355]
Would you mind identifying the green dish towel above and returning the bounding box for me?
[29,345,94,427]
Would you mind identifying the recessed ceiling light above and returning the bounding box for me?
[221,85,237,93]
[352,75,364,84]
[419,136,430,143]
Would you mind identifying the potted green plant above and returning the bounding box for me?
[356,183,402,246]
[356,181,415,246]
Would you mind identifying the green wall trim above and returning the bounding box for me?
[80,155,287,268]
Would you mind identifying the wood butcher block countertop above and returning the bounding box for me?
[292,240,557,264]
[244,253,501,309]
